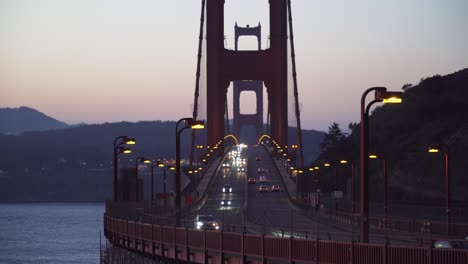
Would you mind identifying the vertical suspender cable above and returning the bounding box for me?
[190,0,206,166]
[287,0,304,168]
[225,99,230,134]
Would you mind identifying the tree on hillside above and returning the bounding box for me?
[319,122,347,152]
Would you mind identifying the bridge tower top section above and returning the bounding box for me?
[234,22,261,51]
[206,0,288,148]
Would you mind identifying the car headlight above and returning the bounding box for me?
[228,201,231,205]
[196,221,204,229]
[229,188,232,192]
[221,201,225,205]
[222,188,226,192]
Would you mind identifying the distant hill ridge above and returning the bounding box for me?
[0,106,68,134]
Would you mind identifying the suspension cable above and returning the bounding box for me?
[189,0,206,166]
[287,0,304,168]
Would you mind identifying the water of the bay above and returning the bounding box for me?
[0,203,104,264]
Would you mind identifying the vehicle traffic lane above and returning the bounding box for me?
[188,149,247,230]
[246,145,347,238]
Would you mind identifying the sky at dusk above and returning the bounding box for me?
[1,0,467,131]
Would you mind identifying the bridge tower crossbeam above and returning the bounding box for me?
[233,23,264,144]
[206,0,288,147]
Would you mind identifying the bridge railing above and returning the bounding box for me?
[104,214,468,264]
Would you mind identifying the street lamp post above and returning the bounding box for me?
[369,153,389,243]
[135,157,150,202]
[150,160,159,202]
[158,162,168,208]
[113,136,135,201]
[339,160,356,215]
[340,159,357,241]
[428,144,451,235]
[360,87,402,242]
[175,118,205,224]
[324,162,339,211]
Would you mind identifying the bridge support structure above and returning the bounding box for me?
[206,0,288,147]
[233,23,264,144]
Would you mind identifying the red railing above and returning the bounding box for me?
[104,214,468,264]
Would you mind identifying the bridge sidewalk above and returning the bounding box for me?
[185,157,222,209]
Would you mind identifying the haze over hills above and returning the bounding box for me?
[0,115,324,202]
[2,68,466,202]
[0,106,70,134]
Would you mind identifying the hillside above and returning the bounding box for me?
[0,106,69,134]
[314,68,468,203]
[0,121,323,202]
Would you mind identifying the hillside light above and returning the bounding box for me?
[360,87,403,242]
[428,144,450,235]
[428,147,439,153]
[113,136,136,201]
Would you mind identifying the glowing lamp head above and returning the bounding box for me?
[369,154,378,159]
[122,148,132,154]
[383,97,402,103]
[428,147,440,153]
[375,89,403,104]
[324,163,331,167]
[124,137,136,145]
[191,120,205,129]
[340,160,347,164]
[314,166,320,170]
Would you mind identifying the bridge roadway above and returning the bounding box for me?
[187,144,348,240]
[103,143,468,263]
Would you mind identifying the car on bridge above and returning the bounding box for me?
[237,167,245,172]
[433,239,468,249]
[271,185,280,192]
[259,175,267,183]
[255,156,262,161]
[222,184,232,193]
[193,215,219,230]
[220,200,232,209]
[248,178,256,184]
[259,185,268,192]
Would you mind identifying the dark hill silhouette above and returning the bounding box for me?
[314,68,468,205]
[0,106,69,134]
[0,120,323,202]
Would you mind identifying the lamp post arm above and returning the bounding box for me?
[175,124,192,220]
[113,135,127,147]
[360,87,385,243]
